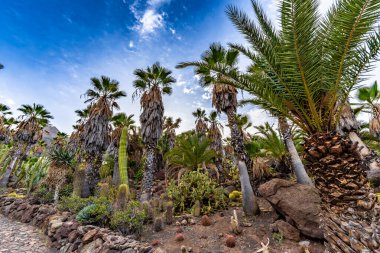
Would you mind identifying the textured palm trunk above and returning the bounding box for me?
[278,117,313,186]
[304,132,380,252]
[54,185,60,204]
[140,146,155,202]
[226,108,258,215]
[0,143,26,188]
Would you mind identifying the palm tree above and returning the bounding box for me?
[177,44,258,215]
[207,111,224,174]
[133,62,176,201]
[357,81,380,138]
[0,63,4,69]
[0,103,53,187]
[0,104,12,143]
[214,0,380,250]
[235,114,253,142]
[192,108,208,136]
[80,76,126,196]
[163,117,182,150]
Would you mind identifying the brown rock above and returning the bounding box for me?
[68,230,79,243]
[151,239,160,246]
[275,220,300,242]
[200,215,211,226]
[82,229,98,244]
[175,233,185,242]
[258,179,323,239]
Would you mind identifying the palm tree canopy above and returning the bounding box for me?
[0,104,12,118]
[84,75,126,111]
[358,81,380,106]
[133,62,176,99]
[235,114,252,131]
[177,43,239,113]
[111,113,135,129]
[208,0,380,135]
[192,108,208,123]
[18,103,53,127]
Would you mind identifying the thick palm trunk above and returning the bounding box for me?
[278,117,313,186]
[304,132,379,252]
[140,146,155,202]
[226,108,258,215]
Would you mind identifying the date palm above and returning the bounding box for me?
[177,43,258,216]
[216,0,380,251]
[192,108,208,136]
[133,62,175,201]
[80,76,126,196]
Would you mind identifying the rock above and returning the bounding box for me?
[68,230,78,243]
[82,229,98,244]
[189,219,196,225]
[225,235,236,248]
[200,215,211,226]
[274,220,300,242]
[151,239,160,246]
[181,219,188,226]
[259,179,323,239]
[80,238,103,253]
[175,233,185,242]
[153,248,167,253]
[176,227,183,234]
[154,218,163,232]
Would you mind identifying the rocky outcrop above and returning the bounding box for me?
[259,179,323,239]
[0,196,153,253]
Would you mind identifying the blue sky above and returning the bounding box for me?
[0,0,378,134]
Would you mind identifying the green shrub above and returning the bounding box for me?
[167,169,227,214]
[110,201,147,236]
[59,183,73,198]
[32,186,54,204]
[76,197,111,225]
[58,195,92,214]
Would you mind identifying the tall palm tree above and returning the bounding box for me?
[177,44,258,215]
[0,103,53,187]
[80,76,126,196]
[192,108,208,136]
[0,104,12,143]
[213,0,380,251]
[207,111,224,175]
[133,62,176,201]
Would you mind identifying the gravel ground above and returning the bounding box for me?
[0,214,51,253]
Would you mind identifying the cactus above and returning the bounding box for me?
[142,201,154,221]
[230,209,242,235]
[115,126,130,210]
[164,201,174,225]
[153,217,163,232]
[115,184,129,211]
[191,200,201,217]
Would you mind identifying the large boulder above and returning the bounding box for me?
[259,179,323,239]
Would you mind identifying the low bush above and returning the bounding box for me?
[167,169,228,214]
[110,201,147,236]
[76,197,111,225]
[58,195,92,214]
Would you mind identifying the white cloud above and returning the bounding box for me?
[148,0,171,6]
[129,40,134,48]
[183,87,195,94]
[202,92,211,100]
[169,28,176,34]
[176,74,187,86]
[134,9,164,35]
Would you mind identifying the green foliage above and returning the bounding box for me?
[358,81,380,105]
[110,201,147,236]
[75,197,111,225]
[17,156,50,194]
[272,232,284,245]
[100,154,114,179]
[49,147,75,167]
[119,127,129,186]
[58,195,93,213]
[32,186,54,204]
[165,133,216,170]
[167,170,227,214]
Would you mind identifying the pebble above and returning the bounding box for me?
[0,214,50,253]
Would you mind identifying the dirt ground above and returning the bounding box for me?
[141,200,325,253]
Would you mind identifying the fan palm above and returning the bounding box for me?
[133,62,175,201]
[192,108,208,136]
[0,104,12,143]
[177,43,258,215]
[207,111,224,174]
[163,116,182,150]
[80,76,126,196]
[214,0,380,251]
[235,114,253,142]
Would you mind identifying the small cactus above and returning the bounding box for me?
[164,201,174,225]
[230,209,242,235]
[115,184,129,211]
[142,201,154,221]
[191,200,201,217]
[154,217,163,232]
[225,235,236,248]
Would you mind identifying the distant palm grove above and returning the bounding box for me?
[1,0,380,252]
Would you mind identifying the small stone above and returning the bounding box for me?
[189,219,196,225]
[176,227,183,234]
[175,221,181,226]
[82,229,98,244]
[200,235,208,239]
[151,239,160,246]
[242,222,252,227]
[181,219,188,226]
[218,233,223,238]
[201,215,211,226]
[175,233,185,242]
[225,235,236,248]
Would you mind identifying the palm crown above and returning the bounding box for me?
[18,103,53,128]
[217,0,380,134]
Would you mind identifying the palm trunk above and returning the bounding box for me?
[304,132,379,252]
[226,108,259,215]
[54,185,60,204]
[278,117,313,186]
[140,146,155,202]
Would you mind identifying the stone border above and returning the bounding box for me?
[0,196,153,253]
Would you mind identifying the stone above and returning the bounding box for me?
[153,248,167,253]
[274,220,300,242]
[181,219,188,226]
[82,229,98,244]
[68,230,78,243]
[201,215,211,226]
[151,239,160,246]
[80,238,103,253]
[189,219,196,225]
[175,233,185,242]
[259,179,323,239]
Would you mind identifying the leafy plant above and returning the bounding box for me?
[75,197,111,225]
[167,169,227,214]
[110,201,147,236]
[17,156,50,194]
[58,195,92,214]
[165,133,216,170]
